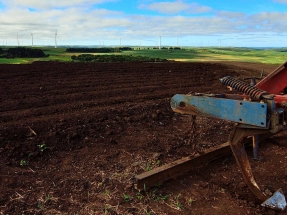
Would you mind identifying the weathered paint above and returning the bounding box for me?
[171,94,267,127]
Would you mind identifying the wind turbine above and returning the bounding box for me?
[55,30,57,48]
[17,33,19,46]
[31,32,33,47]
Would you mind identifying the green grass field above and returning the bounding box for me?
[124,47,287,64]
[0,46,286,64]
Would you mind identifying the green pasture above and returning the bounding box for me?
[124,48,287,64]
[0,46,286,64]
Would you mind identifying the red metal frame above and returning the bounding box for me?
[256,61,287,94]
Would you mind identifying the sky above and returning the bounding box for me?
[0,0,287,47]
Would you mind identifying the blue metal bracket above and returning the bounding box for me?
[171,94,267,128]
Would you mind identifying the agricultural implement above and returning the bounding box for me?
[136,61,287,210]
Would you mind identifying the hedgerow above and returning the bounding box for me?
[71,54,168,62]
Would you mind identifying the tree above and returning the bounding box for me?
[6,47,49,58]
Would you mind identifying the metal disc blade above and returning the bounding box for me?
[261,188,286,210]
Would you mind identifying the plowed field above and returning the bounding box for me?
[1,61,286,214]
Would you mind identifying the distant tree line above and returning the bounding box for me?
[169,47,181,50]
[66,47,133,53]
[142,47,181,50]
[0,47,49,58]
[71,54,168,62]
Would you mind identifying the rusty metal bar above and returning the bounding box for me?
[136,142,231,190]
[135,134,271,190]
[228,127,270,202]
[252,135,259,160]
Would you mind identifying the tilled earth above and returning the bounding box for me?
[0,61,286,214]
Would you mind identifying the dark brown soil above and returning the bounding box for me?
[0,61,286,214]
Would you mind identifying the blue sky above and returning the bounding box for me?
[0,0,287,47]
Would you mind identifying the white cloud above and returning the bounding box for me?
[0,5,131,45]
[139,1,211,14]
[274,0,287,3]
[0,1,286,46]
[126,10,287,39]
[248,12,287,32]
[1,0,116,9]
[1,9,287,46]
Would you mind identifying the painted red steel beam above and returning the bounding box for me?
[256,61,287,94]
[274,95,287,106]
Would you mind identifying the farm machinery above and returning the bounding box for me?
[136,61,287,210]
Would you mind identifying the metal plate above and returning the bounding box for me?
[261,188,287,210]
[171,94,267,127]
